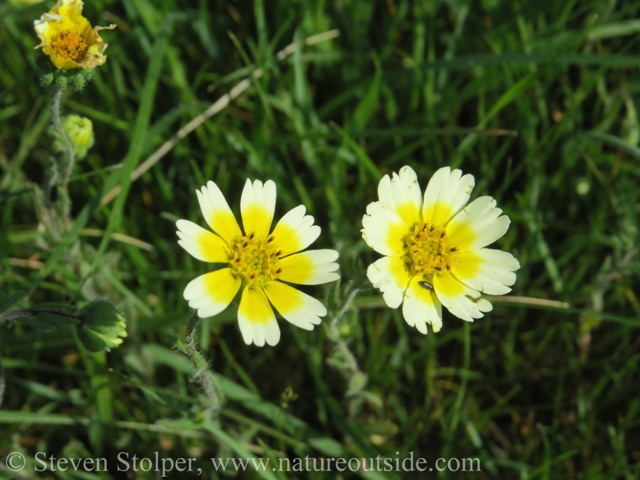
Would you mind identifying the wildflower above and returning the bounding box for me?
[34,0,115,70]
[362,166,519,333]
[177,180,340,347]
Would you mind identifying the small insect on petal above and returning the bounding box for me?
[419,280,434,291]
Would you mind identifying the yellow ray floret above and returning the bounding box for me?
[34,0,116,70]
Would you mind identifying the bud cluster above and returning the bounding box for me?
[36,52,95,91]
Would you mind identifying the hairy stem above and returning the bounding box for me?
[328,285,361,376]
[184,312,221,418]
[49,88,76,190]
[0,309,37,325]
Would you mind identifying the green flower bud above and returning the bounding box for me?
[60,115,95,159]
[74,299,127,352]
[69,72,87,91]
[40,72,55,87]
[53,75,67,90]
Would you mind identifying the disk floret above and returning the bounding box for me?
[229,233,283,287]
[405,222,454,279]
[50,31,88,62]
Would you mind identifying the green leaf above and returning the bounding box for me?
[0,291,26,313]
[353,75,381,130]
[32,311,81,326]
[17,317,57,332]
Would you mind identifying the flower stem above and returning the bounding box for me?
[0,309,36,325]
[329,287,362,376]
[448,322,471,438]
[49,88,76,190]
[184,312,222,419]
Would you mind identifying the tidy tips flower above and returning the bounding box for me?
[177,179,340,347]
[362,166,519,334]
[34,0,116,70]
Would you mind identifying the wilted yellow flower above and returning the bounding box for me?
[34,0,115,70]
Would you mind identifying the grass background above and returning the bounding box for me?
[1,0,640,478]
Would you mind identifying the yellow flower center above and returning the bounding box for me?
[404,222,457,280]
[51,31,88,62]
[229,232,282,287]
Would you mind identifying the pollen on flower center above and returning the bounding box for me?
[229,232,282,287]
[404,222,457,279]
[51,31,88,61]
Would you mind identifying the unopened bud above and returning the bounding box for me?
[40,72,54,87]
[61,115,94,159]
[74,299,127,352]
[53,75,67,90]
[69,72,87,91]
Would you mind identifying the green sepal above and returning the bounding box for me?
[79,300,119,325]
[74,326,122,353]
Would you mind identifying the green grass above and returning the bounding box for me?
[1,0,640,479]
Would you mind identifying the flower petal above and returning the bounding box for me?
[433,274,492,322]
[238,287,280,347]
[183,268,240,318]
[264,281,326,331]
[361,201,408,257]
[196,181,242,244]
[378,166,422,226]
[278,249,340,285]
[366,256,411,309]
[241,179,276,238]
[422,167,475,227]
[446,196,510,252]
[451,248,520,295]
[176,219,229,263]
[271,205,320,257]
[402,277,443,333]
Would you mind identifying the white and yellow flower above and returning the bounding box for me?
[34,0,115,70]
[177,179,340,347]
[362,166,519,334]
